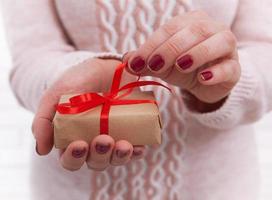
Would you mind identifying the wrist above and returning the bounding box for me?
[182,90,228,113]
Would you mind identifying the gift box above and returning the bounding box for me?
[53,63,170,149]
[53,91,162,149]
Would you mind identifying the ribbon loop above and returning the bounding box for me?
[69,93,103,106]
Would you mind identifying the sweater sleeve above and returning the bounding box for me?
[185,0,272,130]
[1,0,122,112]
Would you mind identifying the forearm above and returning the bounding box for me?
[1,0,122,111]
[10,51,97,112]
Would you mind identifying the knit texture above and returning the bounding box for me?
[88,1,187,199]
[3,0,272,199]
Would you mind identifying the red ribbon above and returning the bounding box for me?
[56,62,171,134]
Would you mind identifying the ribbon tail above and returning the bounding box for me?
[118,80,172,93]
[111,99,157,106]
[110,62,127,94]
[100,102,111,134]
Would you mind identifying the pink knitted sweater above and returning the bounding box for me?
[2,0,272,199]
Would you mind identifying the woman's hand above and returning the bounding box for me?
[124,11,241,110]
[32,58,145,171]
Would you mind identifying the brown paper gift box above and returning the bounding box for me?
[53,91,163,149]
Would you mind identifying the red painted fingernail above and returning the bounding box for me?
[148,54,165,71]
[176,55,193,70]
[132,148,142,156]
[72,147,87,158]
[116,149,130,158]
[200,71,213,81]
[130,56,145,72]
[95,143,111,154]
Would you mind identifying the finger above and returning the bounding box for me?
[32,89,59,155]
[86,135,114,171]
[110,140,133,166]
[60,140,89,171]
[125,11,211,74]
[124,51,149,76]
[198,59,241,86]
[146,20,225,76]
[175,30,237,73]
[131,145,146,160]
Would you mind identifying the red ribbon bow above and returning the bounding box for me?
[56,62,171,134]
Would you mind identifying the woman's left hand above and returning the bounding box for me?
[124,10,241,107]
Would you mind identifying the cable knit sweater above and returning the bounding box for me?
[2,0,272,199]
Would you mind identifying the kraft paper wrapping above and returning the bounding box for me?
[53,91,162,149]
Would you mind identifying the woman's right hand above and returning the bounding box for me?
[32,58,145,171]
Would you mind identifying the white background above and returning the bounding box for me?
[0,8,272,200]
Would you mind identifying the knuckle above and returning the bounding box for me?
[219,59,240,83]
[219,62,229,77]
[87,162,107,171]
[161,21,179,36]
[62,163,80,172]
[143,39,158,52]
[188,21,212,39]
[198,44,210,58]
[165,37,184,56]
[221,31,237,50]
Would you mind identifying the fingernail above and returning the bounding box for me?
[130,56,145,72]
[200,71,213,81]
[176,55,193,70]
[148,54,165,71]
[95,142,111,154]
[132,148,142,156]
[72,147,87,158]
[35,142,41,156]
[116,149,130,158]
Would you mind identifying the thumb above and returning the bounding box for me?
[32,89,58,155]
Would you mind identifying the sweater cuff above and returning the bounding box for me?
[185,50,260,130]
[45,51,122,89]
